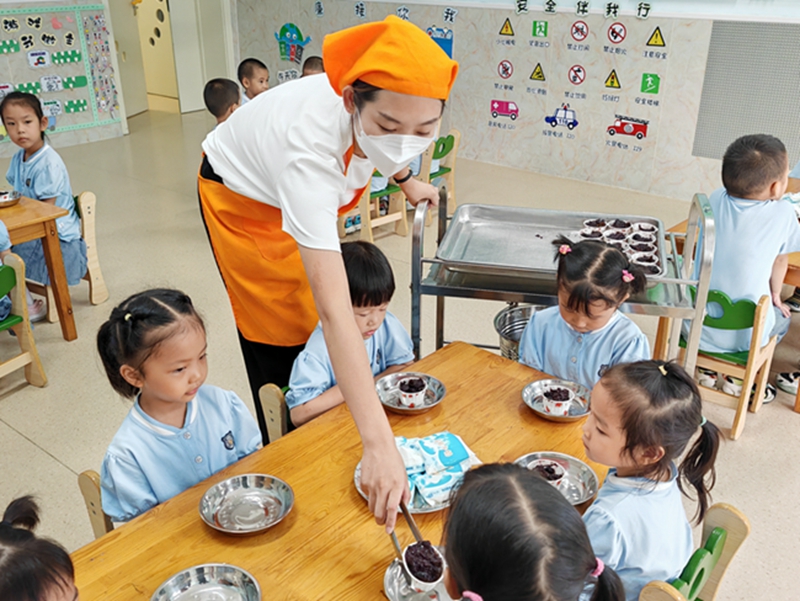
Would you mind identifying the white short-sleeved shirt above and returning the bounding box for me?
[583,467,693,601]
[6,143,81,241]
[697,188,800,353]
[286,311,414,410]
[100,384,261,522]
[202,74,374,252]
[518,306,650,390]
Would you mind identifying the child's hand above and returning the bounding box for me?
[773,292,792,318]
[399,178,439,207]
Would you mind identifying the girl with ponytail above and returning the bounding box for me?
[581,360,721,600]
[443,463,625,601]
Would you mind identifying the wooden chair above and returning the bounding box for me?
[29,191,109,323]
[683,292,776,440]
[258,383,288,442]
[338,176,409,243]
[78,469,113,539]
[0,253,46,387]
[639,503,750,601]
[417,129,461,215]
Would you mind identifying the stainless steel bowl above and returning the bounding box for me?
[521,378,591,422]
[384,551,453,601]
[199,474,294,535]
[515,451,599,505]
[494,304,543,360]
[0,190,21,208]
[150,563,260,601]
[376,372,446,415]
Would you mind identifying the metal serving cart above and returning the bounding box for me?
[410,191,715,375]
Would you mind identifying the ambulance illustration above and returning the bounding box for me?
[491,100,519,120]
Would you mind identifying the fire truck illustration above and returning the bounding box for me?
[607,115,648,140]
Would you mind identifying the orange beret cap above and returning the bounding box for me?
[323,15,458,100]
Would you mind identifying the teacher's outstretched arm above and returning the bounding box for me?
[299,244,409,532]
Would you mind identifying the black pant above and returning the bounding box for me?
[198,156,301,445]
[237,330,303,445]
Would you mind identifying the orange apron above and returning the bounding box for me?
[198,152,364,347]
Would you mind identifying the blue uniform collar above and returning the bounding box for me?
[606,463,678,491]
[130,394,199,436]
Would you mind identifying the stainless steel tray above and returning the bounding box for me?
[376,371,446,415]
[436,205,667,279]
[514,451,598,505]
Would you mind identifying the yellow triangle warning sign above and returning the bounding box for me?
[646,26,665,47]
[530,63,545,81]
[605,69,621,89]
[499,18,514,36]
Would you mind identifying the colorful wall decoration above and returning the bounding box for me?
[0,2,123,155]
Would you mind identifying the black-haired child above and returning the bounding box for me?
[203,78,241,125]
[695,134,800,400]
[97,288,260,522]
[582,360,721,601]
[444,463,625,601]
[301,55,324,76]
[237,58,269,104]
[518,236,649,390]
[0,496,78,601]
[0,92,86,322]
[286,241,414,426]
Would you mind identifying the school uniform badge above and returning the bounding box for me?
[221,431,235,450]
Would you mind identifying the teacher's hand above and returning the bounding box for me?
[361,439,411,533]
[400,177,440,207]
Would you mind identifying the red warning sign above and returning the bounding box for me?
[498,59,514,79]
[608,22,626,44]
[568,64,585,85]
[571,20,589,42]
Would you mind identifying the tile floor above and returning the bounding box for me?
[0,109,796,600]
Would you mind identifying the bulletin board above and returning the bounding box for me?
[0,3,121,144]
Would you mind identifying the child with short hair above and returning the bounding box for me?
[0,496,78,601]
[0,92,87,322]
[582,360,721,601]
[697,134,800,399]
[519,236,650,391]
[301,55,324,76]
[203,78,240,124]
[97,288,260,523]
[286,241,414,426]
[443,463,625,601]
[237,58,270,104]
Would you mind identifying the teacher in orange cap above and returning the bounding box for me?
[198,16,458,530]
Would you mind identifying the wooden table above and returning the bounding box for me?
[72,342,606,600]
[1,196,76,340]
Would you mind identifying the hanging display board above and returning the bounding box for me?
[0,3,121,142]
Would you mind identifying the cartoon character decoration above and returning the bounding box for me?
[274,23,311,64]
[426,26,453,58]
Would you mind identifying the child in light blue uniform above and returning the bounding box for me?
[519,236,650,391]
[443,464,625,601]
[97,289,260,523]
[0,220,13,321]
[697,135,800,354]
[0,92,87,320]
[582,361,721,601]
[287,241,414,426]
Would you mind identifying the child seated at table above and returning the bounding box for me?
[0,92,87,322]
[97,288,261,523]
[237,58,269,104]
[0,220,14,322]
[518,236,650,391]
[443,463,625,601]
[693,134,800,401]
[286,241,414,426]
[0,495,79,601]
[203,78,241,125]
[581,360,721,601]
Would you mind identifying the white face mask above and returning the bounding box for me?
[353,110,435,178]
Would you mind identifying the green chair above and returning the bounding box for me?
[0,253,46,387]
[682,291,775,440]
[639,503,750,601]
